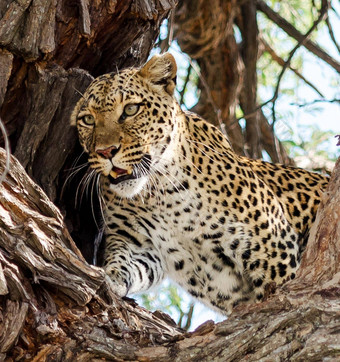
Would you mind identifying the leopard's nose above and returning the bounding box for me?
[96,145,119,159]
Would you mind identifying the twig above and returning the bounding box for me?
[183,303,194,332]
[260,37,324,98]
[168,9,175,50]
[236,97,272,123]
[290,98,340,107]
[330,4,340,20]
[160,10,175,53]
[187,57,227,136]
[270,0,330,125]
[0,118,10,184]
[325,15,340,54]
[257,0,340,73]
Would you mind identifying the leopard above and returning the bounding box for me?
[71,53,329,315]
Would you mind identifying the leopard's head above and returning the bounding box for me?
[71,53,178,197]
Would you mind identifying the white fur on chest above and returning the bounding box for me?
[132,190,248,287]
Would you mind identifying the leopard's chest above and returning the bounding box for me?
[135,189,203,245]
[125,190,243,265]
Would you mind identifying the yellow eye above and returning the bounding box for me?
[80,114,95,126]
[124,104,140,116]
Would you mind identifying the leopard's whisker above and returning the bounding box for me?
[97,175,108,229]
[61,151,88,198]
[75,168,94,208]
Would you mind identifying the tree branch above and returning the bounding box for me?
[179,63,192,106]
[259,110,293,165]
[257,0,340,73]
[325,11,340,54]
[239,0,261,159]
[290,98,340,107]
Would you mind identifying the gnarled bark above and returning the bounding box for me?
[0,149,182,360]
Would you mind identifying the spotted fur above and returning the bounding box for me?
[71,53,329,314]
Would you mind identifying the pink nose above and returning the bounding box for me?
[96,146,118,159]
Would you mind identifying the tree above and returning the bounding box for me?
[0,0,339,359]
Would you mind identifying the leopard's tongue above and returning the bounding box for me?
[110,166,132,179]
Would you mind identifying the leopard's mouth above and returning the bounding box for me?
[108,166,135,185]
[108,154,151,185]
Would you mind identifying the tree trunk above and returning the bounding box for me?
[174,0,246,155]
[1,148,339,360]
[0,0,176,262]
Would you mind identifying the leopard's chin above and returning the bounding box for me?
[108,175,149,198]
[105,154,151,197]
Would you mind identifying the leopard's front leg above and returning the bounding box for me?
[103,231,165,296]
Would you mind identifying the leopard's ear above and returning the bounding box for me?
[139,53,177,95]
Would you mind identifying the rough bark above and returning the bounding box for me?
[0,149,182,360]
[0,149,339,361]
[0,0,176,262]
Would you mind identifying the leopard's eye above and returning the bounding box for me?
[124,104,140,116]
[79,114,95,126]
